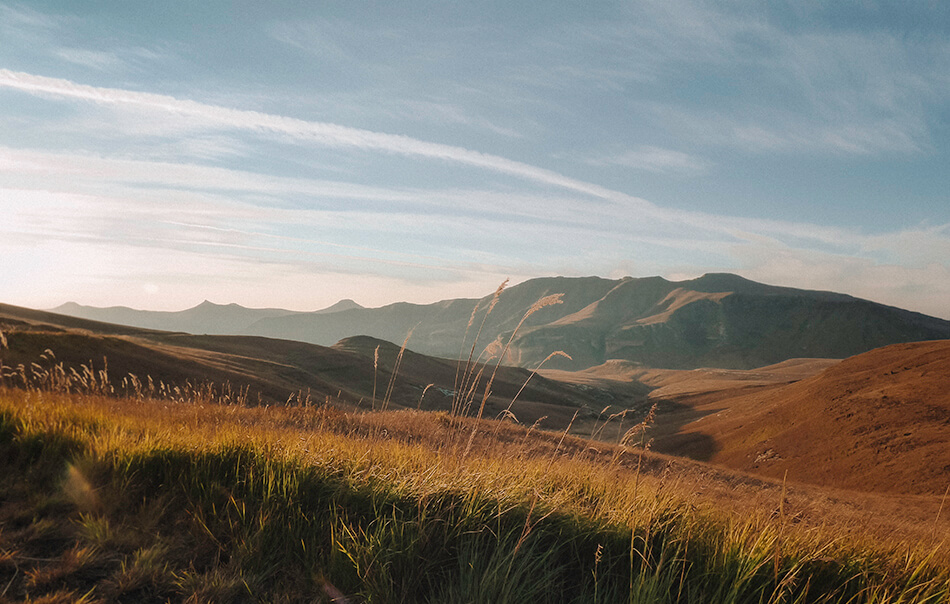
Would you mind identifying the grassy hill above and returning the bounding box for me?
[2,382,948,602]
[0,302,638,431]
[3,299,950,601]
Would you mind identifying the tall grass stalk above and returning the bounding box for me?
[452,279,507,420]
[500,350,572,420]
[929,482,950,556]
[381,326,415,412]
[463,293,564,458]
[372,344,379,411]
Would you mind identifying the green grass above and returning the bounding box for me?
[0,387,947,603]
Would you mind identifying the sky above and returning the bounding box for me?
[1,1,949,319]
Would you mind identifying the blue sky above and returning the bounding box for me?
[2,1,949,319]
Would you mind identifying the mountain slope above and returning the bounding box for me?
[510,273,950,370]
[649,339,950,495]
[253,274,950,370]
[245,275,618,360]
[247,273,950,370]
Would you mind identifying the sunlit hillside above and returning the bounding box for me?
[2,360,949,602]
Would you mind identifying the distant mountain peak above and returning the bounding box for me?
[196,299,226,308]
[316,299,364,314]
[50,301,134,313]
[52,301,83,311]
[690,272,756,289]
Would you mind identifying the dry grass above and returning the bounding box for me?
[1,384,948,602]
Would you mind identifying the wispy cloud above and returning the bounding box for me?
[586,146,709,175]
[2,61,948,317]
[54,48,125,71]
[513,1,948,157]
[0,3,69,36]
[0,146,416,202]
[0,186,519,278]
[0,3,171,76]
[0,143,839,255]
[2,112,946,271]
[267,19,363,65]
[0,69,643,205]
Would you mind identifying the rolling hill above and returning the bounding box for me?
[643,339,950,496]
[0,302,628,429]
[53,274,950,371]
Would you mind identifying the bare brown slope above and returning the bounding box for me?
[542,358,833,448]
[637,358,842,399]
[651,340,950,495]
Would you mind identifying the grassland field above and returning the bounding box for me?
[1,377,949,603]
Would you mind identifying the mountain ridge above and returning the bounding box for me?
[49,298,363,335]
[49,274,950,371]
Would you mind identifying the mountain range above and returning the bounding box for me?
[52,273,950,371]
[51,298,362,334]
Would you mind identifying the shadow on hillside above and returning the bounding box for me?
[647,398,722,462]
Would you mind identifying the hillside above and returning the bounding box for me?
[51,274,950,371]
[3,373,949,602]
[4,302,950,601]
[0,302,629,429]
[646,339,950,495]
[13,300,947,497]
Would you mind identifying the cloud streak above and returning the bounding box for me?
[586,146,709,174]
[0,142,870,259]
[0,69,645,207]
[1,70,901,252]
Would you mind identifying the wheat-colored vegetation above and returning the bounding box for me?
[1,317,949,603]
[0,389,947,601]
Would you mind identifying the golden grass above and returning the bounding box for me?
[4,386,947,559]
[2,385,949,602]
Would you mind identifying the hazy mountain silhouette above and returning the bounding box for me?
[50,299,362,335]
[51,274,950,370]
